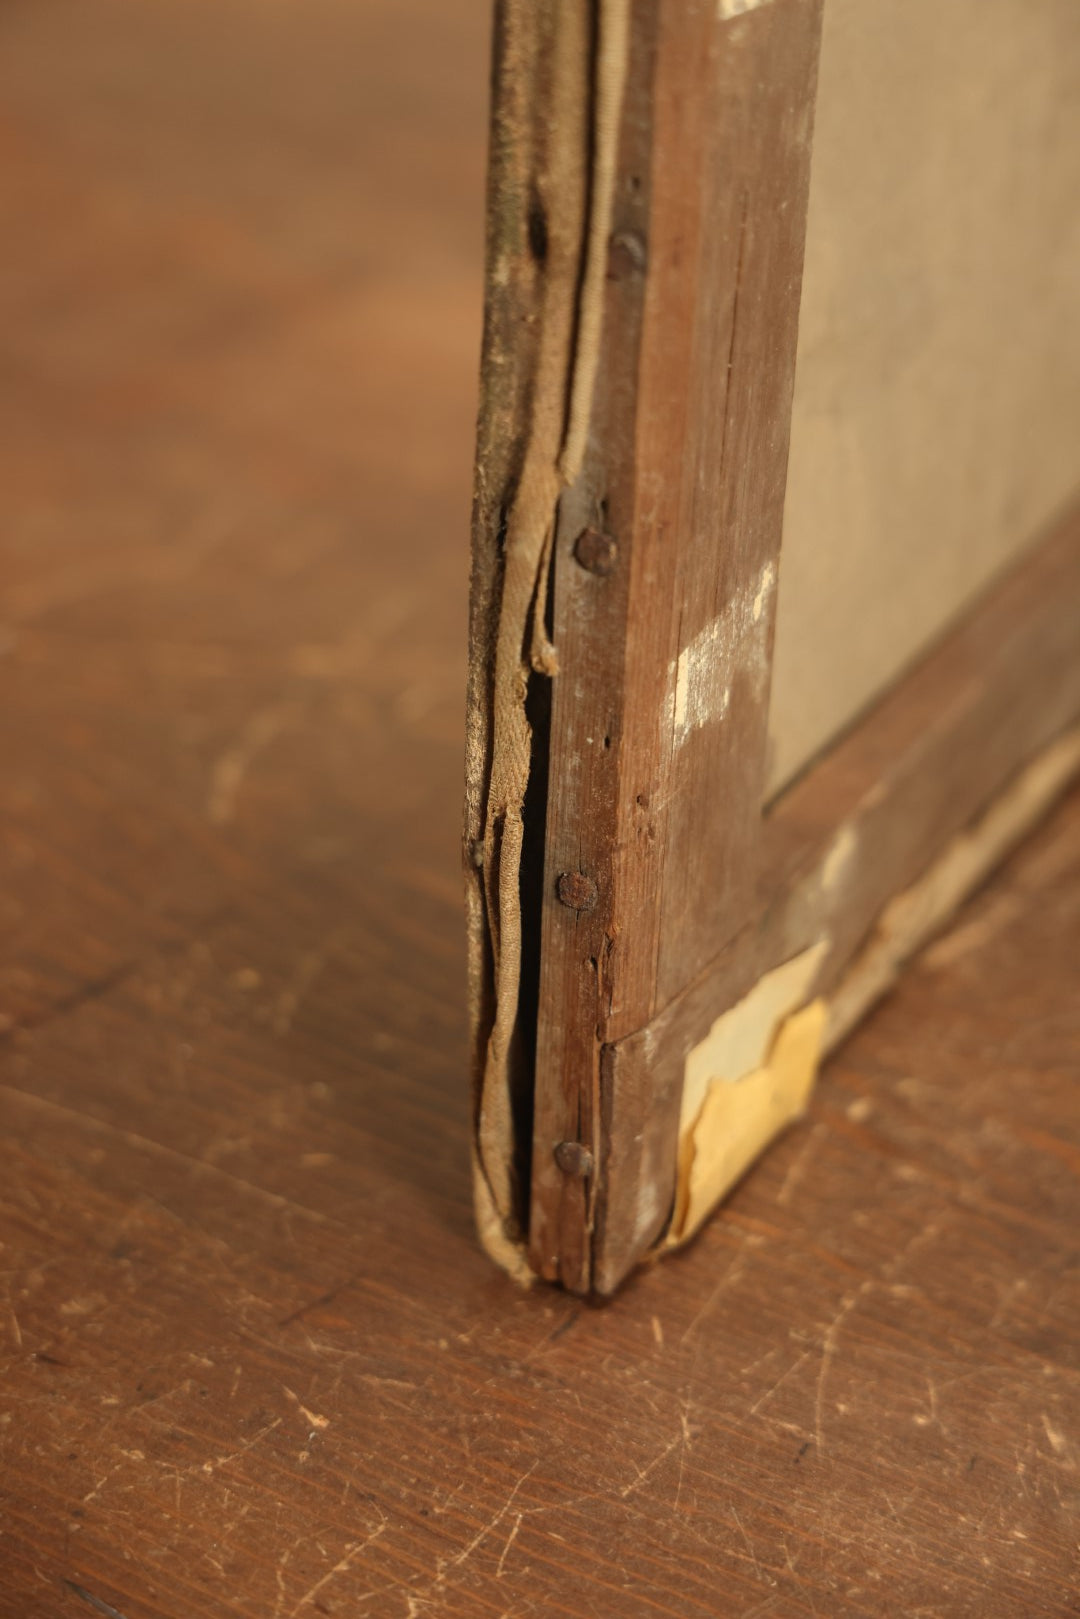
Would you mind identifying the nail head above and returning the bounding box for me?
[554,1141,594,1178]
[573,528,618,577]
[556,871,598,911]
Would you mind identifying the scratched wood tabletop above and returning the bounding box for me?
[1,3,1078,1616]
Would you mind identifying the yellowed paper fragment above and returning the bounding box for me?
[671,943,828,1244]
[673,1000,827,1244]
[679,941,827,1136]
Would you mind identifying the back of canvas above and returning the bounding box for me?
[769,0,1080,794]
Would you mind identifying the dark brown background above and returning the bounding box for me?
[1,3,1078,1615]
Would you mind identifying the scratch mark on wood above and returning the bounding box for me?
[730,1503,762,1580]
[680,1238,759,1344]
[204,1415,283,1476]
[82,1458,128,1506]
[783,1539,820,1618]
[814,1292,858,1452]
[277,1287,343,1329]
[1041,1413,1068,1457]
[619,1432,681,1498]
[441,1462,538,1574]
[287,1517,386,1618]
[272,1542,295,1618]
[495,1512,523,1578]
[914,1376,942,1431]
[0,1083,332,1225]
[674,1399,693,1510]
[283,1385,330,1430]
[750,1349,812,1417]
[62,1583,130,1619]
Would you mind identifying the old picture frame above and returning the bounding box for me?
[465,0,1080,1294]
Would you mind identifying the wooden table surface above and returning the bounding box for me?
[2,3,1078,1615]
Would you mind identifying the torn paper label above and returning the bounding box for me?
[671,940,828,1244]
[679,939,827,1134]
[672,998,827,1244]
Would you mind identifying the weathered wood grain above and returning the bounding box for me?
[2,4,1080,1616]
[526,0,824,1290]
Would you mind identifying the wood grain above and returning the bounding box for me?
[527,0,823,1289]
[2,3,1079,1616]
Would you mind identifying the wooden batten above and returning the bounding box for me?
[529,0,824,1293]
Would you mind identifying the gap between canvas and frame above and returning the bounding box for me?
[473,0,632,1275]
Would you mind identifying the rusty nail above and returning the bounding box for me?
[556,870,598,911]
[573,528,618,577]
[554,1141,594,1179]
